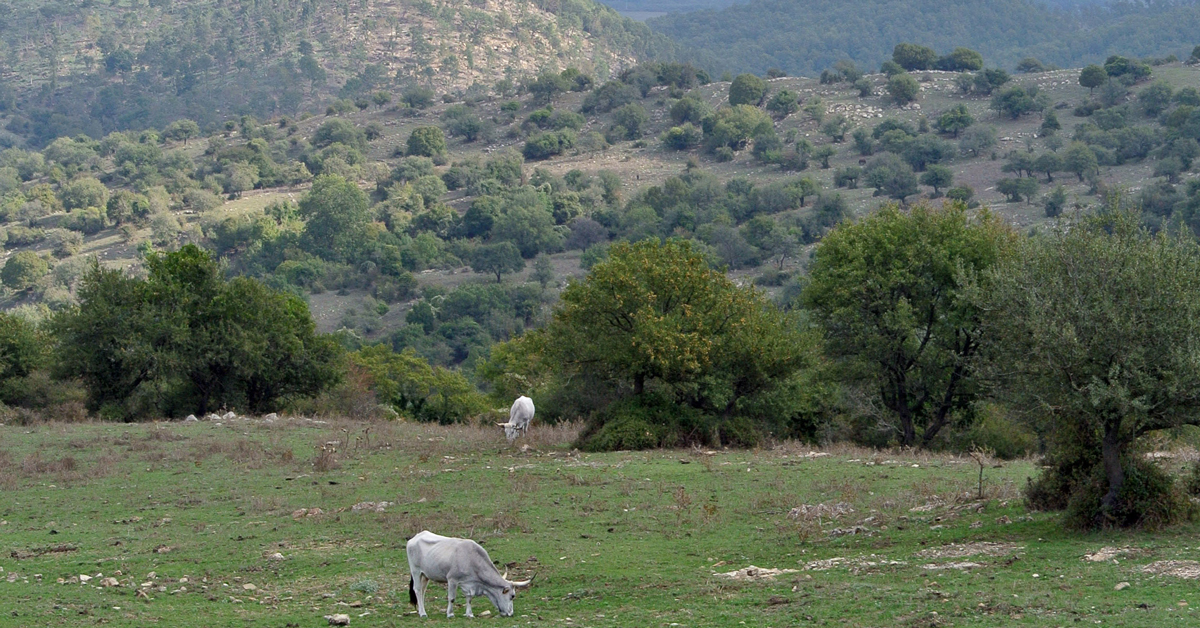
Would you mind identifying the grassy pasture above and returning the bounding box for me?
[1,418,1199,627]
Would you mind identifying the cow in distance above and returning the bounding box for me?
[497,395,534,442]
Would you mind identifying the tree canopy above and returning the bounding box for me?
[982,207,1200,528]
[51,246,342,419]
[804,202,1016,448]
[489,239,815,449]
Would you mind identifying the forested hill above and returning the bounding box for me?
[0,0,678,147]
[648,0,1200,77]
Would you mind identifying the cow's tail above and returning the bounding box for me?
[409,575,417,605]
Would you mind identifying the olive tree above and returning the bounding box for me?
[982,208,1200,528]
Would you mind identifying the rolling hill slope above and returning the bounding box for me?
[650,0,1200,77]
[0,0,678,147]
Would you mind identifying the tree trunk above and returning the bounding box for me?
[1099,420,1125,521]
[897,403,915,447]
[633,373,645,396]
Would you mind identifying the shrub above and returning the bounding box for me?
[1063,457,1194,530]
[523,131,575,161]
[941,404,1037,459]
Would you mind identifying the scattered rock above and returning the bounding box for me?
[714,565,798,581]
[788,502,854,521]
[350,501,393,513]
[135,589,150,599]
[1115,582,1131,591]
[767,595,791,605]
[264,413,278,421]
[204,413,220,421]
[1084,546,1133,562]
[325,614,351,626]
[828,526,871,537]
[1143,560,1200,579]
[222,411,237,420]
[184,415,198,422]
[915,542,1022,560]
[292,508,324,518]
[995,515,1012,525]
[154,545,173,554]
[78,574,92,584]
[267,552,285,561]
[242,583,257,591]
[921,562,984,570]
[100,577,120,587]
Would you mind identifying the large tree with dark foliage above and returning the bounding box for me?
[983,208,1200,528]
[51,246,342,419]
[803,202,1015,448]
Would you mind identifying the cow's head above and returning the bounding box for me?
[497,421,518,442]
[490,573,534,617]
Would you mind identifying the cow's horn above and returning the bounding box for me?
[496,422,513,427]
[512,573,535,589]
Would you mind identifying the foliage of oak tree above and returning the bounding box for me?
[803,202,1015,448]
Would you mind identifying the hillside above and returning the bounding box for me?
[3,49,1199,380]
[0,0,677,147]
[649,0,1200,77]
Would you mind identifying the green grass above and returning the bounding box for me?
[2,418,1200,626]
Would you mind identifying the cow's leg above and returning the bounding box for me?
[464,594,474,618]
[446,579,456,618]
[415,573,429,617]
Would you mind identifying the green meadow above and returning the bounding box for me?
[2,417,1199,627]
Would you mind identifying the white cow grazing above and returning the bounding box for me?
[406,530,532,618]
[497,395,534,442]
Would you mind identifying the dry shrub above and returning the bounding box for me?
[0,450,16,490]
[509,472,540,495]
[288,363,387,420]
[483,510,528,534]
[143,429,186,443]
[91,454,116,478]
[247,495,287,514]
[190,437,262,467]
[21,451,77,475]
[312,443,340,472]
[381,509,465,540]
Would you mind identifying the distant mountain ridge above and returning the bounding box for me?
[648,0,1200,76]
[0,0,676,146]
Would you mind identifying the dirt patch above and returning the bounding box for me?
[713,565,798,581]
[914,542,1021,560]
[1142,560,1200,579]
